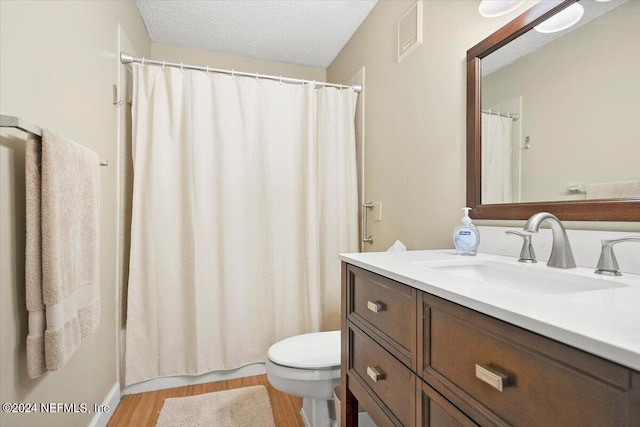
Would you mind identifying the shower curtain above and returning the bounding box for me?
[481,113,514,204]
[125,64,359,385]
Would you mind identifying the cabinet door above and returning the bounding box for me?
[418,381,478,427]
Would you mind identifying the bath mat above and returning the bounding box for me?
[155,385,276,427]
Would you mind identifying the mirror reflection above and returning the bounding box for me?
[481,0,639,204]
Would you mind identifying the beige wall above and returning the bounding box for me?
[483,1,640,202]
[327,0,639,251]
[151,42,326,82]
[327,1,525,251]
[0,1,150,426]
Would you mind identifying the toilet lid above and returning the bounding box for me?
[267,330,340,369]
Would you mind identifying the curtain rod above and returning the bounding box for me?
[120,52,362,93]
[1,114,109,166]
[482,109,520,120]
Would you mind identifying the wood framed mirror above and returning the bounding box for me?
[466,0,639,221]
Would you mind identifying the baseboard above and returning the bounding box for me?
[123,363,267,395]
[87,382,120,427]
[300,401,376,427]
[300,407,311,427]
[358,412,377,427]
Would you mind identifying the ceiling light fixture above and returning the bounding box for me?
[478,0,526,18]
[534,3,585,33]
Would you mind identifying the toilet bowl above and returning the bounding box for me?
[266,330,341,427]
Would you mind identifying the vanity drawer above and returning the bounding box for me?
[419,380,478,427]
[423,294,638,427]
[349,323,416,426]
[347,265,417,367]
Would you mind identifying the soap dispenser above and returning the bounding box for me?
[453,207,480,256]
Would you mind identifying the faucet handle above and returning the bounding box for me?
[595,237,640,276]
[506,230,537,263]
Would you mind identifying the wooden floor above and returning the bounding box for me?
[107,374,304,426]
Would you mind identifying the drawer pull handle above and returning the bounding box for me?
[366,366,385,382]
[367,300,384,313]
[475,364,509,392]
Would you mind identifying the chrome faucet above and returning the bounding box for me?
[523,212,576,269]
[594,237,640,276]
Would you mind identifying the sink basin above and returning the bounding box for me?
[417,260,627,295]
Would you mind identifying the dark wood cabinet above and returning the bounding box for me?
[341,262,640,427]
[418,381,478,427]
[347,265,417,370]
[421,293,639,427]
[349,325,416,426]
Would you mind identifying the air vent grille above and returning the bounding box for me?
[398,1,423,63]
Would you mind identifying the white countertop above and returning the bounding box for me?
[339,250,640,371]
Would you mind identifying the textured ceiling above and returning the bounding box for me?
[135,0,378,68]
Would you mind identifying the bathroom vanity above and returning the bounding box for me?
[339,251,640,426]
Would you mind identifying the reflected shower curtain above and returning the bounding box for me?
[481,113,514,204]
[125,64,358,385]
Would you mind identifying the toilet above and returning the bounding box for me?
[266,330,341,427]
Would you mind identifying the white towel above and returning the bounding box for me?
[25,129,100,378]
[586,180,640,200]
[386,240,407,252]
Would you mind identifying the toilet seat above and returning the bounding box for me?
[267,330,340,369]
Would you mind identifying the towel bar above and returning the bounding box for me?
[1,114,108,166]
